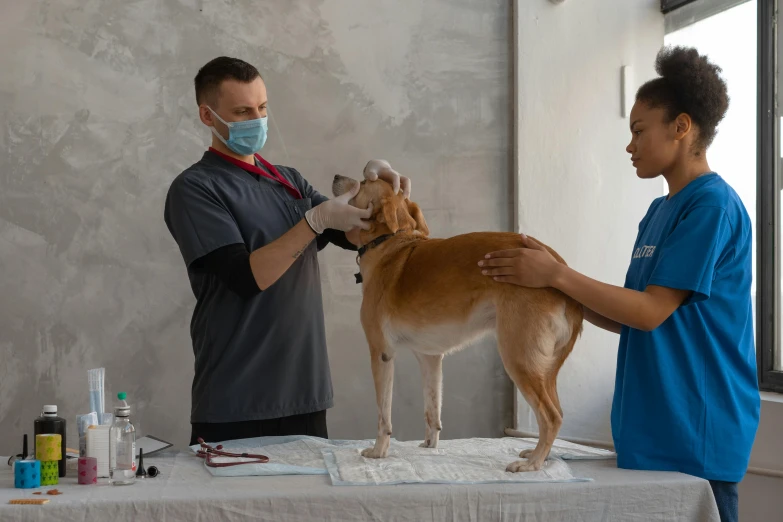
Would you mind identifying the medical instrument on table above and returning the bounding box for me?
[195,438,269,467]
[136,448,148,478]
[88,367,106,423]
[33,405,67,477]
[7,434,28,467]
[133,448,160,478]
[109,392,136,486]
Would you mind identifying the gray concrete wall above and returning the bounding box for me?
[0,0,512,452]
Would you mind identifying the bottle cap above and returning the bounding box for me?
[115,392,130,417]
[42,405,57,415]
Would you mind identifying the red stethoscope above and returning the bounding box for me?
[195,438,270,468]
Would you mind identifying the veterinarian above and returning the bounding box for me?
[479,46,759,522]
[164,56,410,446]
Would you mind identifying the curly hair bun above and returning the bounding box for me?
[637,45,730,149]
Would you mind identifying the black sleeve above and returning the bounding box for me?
[190,243,261,299]
[317,229,359,252]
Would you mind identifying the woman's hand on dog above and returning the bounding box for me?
[479,234,561,288]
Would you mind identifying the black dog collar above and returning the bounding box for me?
[355,233,398,284]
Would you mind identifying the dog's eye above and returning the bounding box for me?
[360,181,366,185]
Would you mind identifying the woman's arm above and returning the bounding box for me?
[548,263,690,332]
[583,306,623,334]
[553,267,689,331]
[480,235,691,332]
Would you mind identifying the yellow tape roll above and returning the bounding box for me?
[35,434,62,462]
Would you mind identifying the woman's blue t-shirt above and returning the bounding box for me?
[613,173,760,482]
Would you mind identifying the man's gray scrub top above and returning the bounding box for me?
[164,149,333,423]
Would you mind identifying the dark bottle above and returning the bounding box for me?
[33,405,67,477]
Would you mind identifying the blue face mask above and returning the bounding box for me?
[208,106,268,156]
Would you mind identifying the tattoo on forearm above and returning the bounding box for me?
[293,243,308,259]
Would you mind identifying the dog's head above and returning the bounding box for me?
[332,174,429,240]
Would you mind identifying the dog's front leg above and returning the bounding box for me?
[415,352,443,449]
[361,346,395,459]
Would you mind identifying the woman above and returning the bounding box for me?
[479,46,759,522]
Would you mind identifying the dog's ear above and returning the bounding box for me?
[378,197,399,233]
[405,200,429,236]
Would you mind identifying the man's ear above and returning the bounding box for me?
[379,197,399,233]
[406,200,429,236]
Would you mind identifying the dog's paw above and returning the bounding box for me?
[361,447,388,459]
[506,459,543,473]
[419,439,438,449]
[518,448,537,459]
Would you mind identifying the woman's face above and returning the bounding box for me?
[626,101,684,179]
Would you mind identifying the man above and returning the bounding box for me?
[164,56,411,445]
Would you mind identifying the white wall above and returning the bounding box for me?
[513,2,783,520]
[513,0,664,441]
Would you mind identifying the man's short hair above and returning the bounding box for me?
[194,57,262,106]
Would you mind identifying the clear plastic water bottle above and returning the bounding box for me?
[109,392,136,486]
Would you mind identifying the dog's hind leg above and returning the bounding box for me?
[496,309,563,472]
[547,376,563,419]
[548,313,581,419]
[361,330,395,459]
[414,352,443,449]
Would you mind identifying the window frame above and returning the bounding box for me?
[664,0,783,392]
[661,0,700,14]
[664,0,753,32]
[758,0,783,392]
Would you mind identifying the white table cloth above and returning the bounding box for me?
[0,446,720,521]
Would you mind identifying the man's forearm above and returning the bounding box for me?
[249,219,316,290]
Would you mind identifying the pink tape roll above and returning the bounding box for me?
[78,456,98,485]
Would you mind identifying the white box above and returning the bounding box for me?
[86,425,110,478]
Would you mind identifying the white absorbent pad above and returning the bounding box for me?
[322,438,589,486]
[189,436,614,483]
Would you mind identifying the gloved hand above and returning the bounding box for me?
[363,159,412,199]
[305,184,373,234]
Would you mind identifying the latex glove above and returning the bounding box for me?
[363,159,412,199]
[305,184,373,234]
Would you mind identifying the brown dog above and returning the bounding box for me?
[333,175,583,472]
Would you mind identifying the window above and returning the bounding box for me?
[663,0,782,392]
[758,0,782,390]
